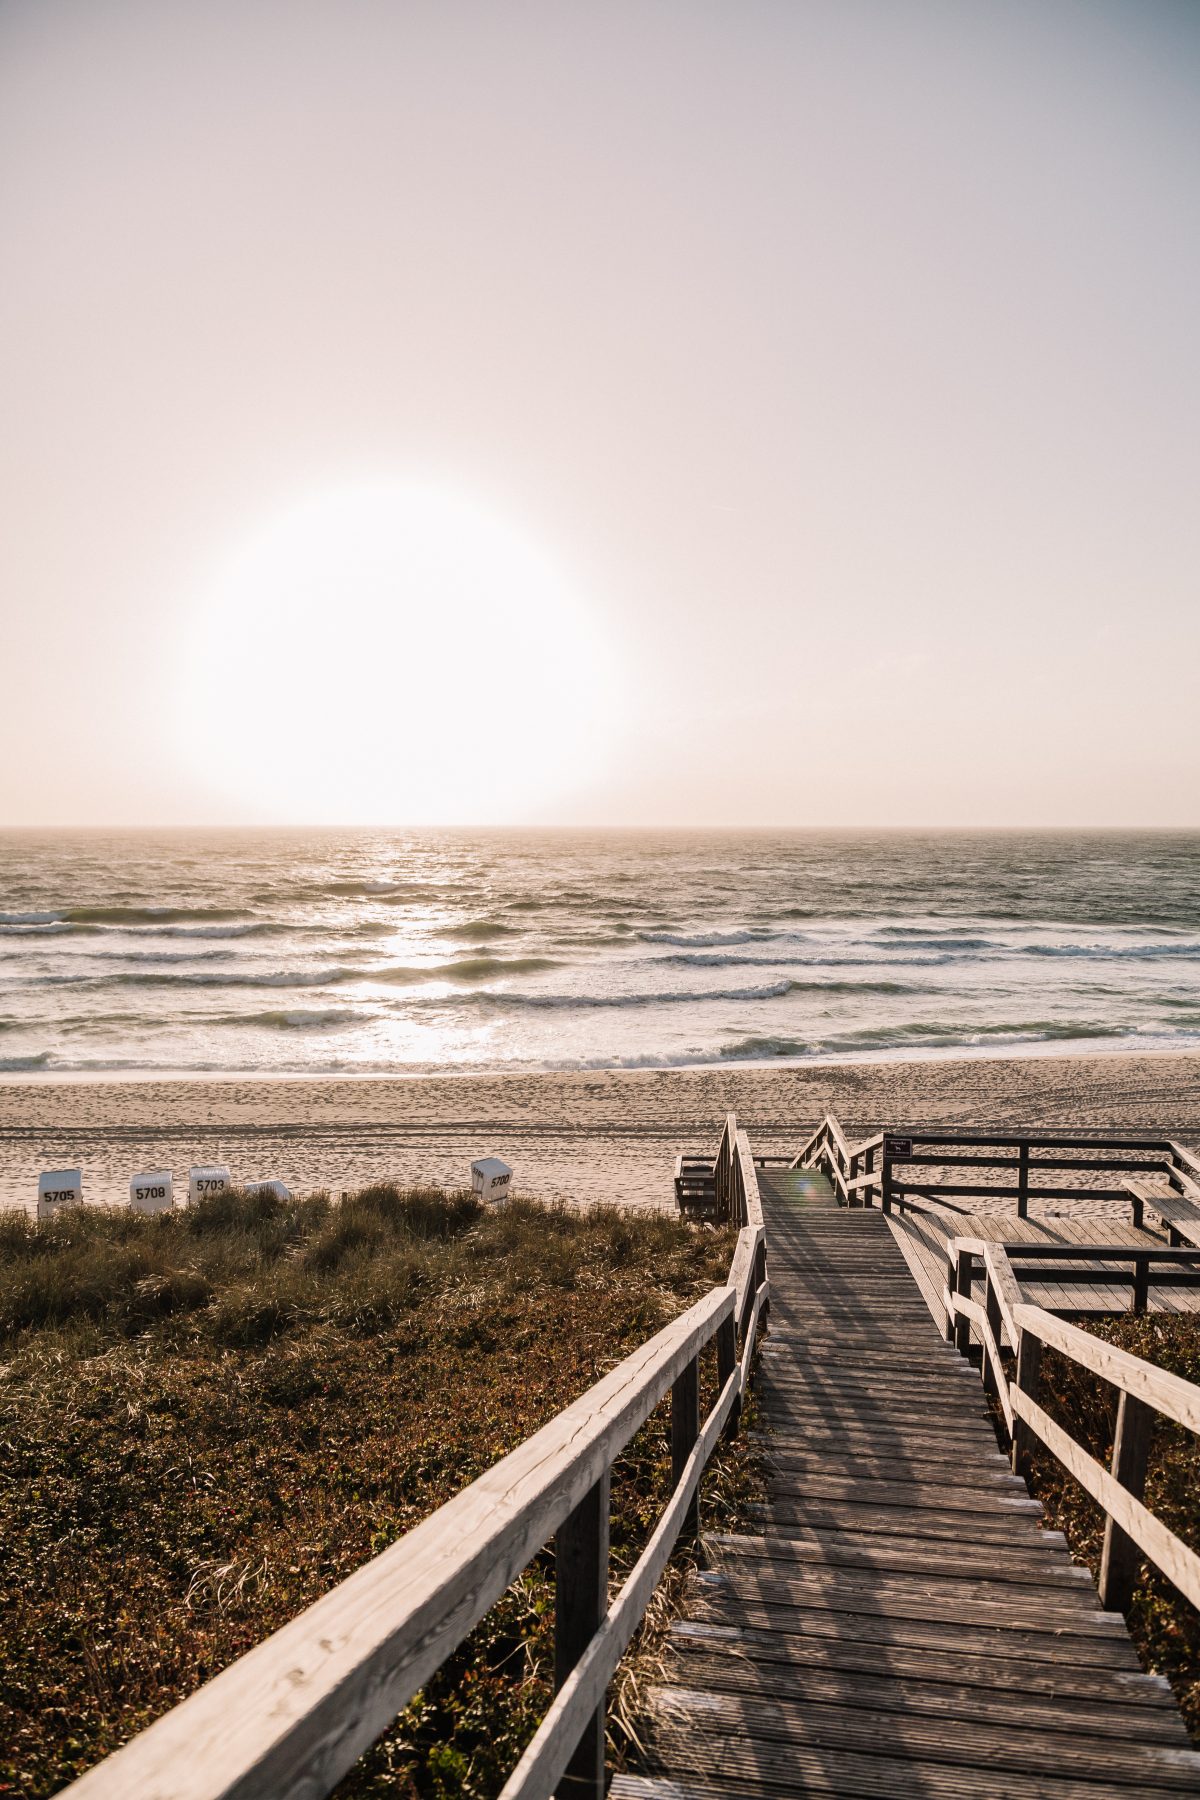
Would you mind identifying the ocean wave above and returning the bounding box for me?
[146,920,286,940]
[0,920,76,937]
[83,948,234,965]
[1026,942,1200,961]
[86,967,356,991]
[865,934,1000,952]
[657,953,923,989]
[832,1018,1133,1049]
[326,879,412,897]
[395,955,561,982]
[637,929,768,948]
[0,910,66,926]
[239,1008,363,1031]
[458,979,799,1011]
[0,1051,54,1070]
[443,919,520,941]
[62,954,563,993]
[63,905,251,926]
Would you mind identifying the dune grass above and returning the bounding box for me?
[0,1187,759,1799]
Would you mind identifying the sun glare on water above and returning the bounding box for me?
[177,482,618,823]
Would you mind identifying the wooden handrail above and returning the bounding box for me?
[945,1239,1200,1616]
[63,1154,769,1800]
[713,1113,737,1222]
[795,1115,898,1212]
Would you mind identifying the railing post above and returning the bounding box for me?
[1011,1329,1041,1476]
[953,1246,973,1356]
[672,1352,701,1540]
[1099,1391,1153,1613]
[943,1248,958,1343]
[717,1313,738,1434]
[983,1273,1002,1396]
[864,1142,875,1208]
[754,1237,768,1329]
[555,1470,610,1800]
[880,1147,893,1214]
[1133,1256,1149,1315]
[1017,1142,1030,1220]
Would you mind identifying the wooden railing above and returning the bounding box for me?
[61,1132,768,1800]
[944,1236,1200,1615]
[948,1238,1200,1324]
[793,1113,889,1207]
[796,1114,1200,1220]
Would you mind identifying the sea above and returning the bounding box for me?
[1,829,1198,1078]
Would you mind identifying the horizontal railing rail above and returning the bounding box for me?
[944,1236,1200,1615]
[62,1126,768,1800]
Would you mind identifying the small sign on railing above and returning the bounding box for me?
[883,1136,913,1159]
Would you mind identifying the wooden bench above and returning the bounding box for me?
[1126,1177,1200,1248]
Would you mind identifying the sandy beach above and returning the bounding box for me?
[3,1049,1200,1214]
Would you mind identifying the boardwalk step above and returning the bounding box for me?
[661,1646,1187,1741]
[703,1529,1093,1586]
[749,1505,1056,1548]
[666,1619,1177,1709]
[645,1684,1200,1792]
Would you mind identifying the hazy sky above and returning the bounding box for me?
[2,1,1198,828]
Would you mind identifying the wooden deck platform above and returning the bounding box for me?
[614,1167,1200,1799]
[887,1198,1200,1330]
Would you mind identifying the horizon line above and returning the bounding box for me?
[2,821,1199,836]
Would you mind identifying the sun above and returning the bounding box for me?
[176,480,619,823]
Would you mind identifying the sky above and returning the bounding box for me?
[2,0,1198,829]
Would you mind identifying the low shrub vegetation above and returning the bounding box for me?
[0,1187,759,1798]
[1024,1313,1200,1739]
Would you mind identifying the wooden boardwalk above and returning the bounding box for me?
[615,1167,1200,1800]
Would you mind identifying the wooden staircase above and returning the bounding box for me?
[614,1172,1200,1798]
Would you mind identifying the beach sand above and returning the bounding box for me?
[3,1050,1200,1214]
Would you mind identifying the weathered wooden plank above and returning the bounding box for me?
[661,1646,1183,1738]
[751,1504,1053,1548]
[614,1766,1184,1800]
[666,1618,1175,1709]
[682,1587,1142,1668]
[692,1564,1123,1630]
[704,1531,1091,1587]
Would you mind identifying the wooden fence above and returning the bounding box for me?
[797,1113,1200,1219]
[944,1235,1200,1615]
[62,1118,767,1800]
